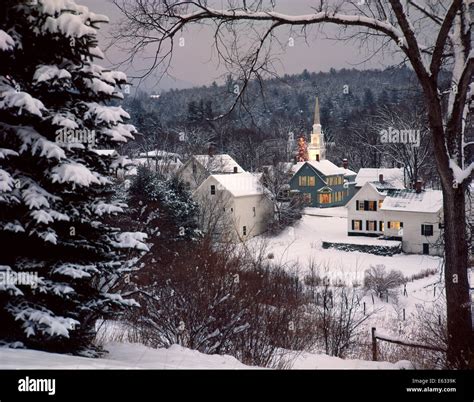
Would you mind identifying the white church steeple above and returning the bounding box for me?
[308,97,326,161]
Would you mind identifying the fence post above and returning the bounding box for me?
[371,327,377,361]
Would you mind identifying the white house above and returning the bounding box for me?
[346,179,443,256]
[380,188,443,256]
[193,172,272,241]
[346,181,390,237]
[178,154,245,190]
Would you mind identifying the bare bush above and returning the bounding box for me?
[313,283,369,358]
[364,265,405,298]
[123,239,318,367]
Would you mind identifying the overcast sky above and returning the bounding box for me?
[80,0,399,92]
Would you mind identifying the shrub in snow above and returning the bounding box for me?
[0,1,144,354]
[123,239,317,368]
[363,265,406,298]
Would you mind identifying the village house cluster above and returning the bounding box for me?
[96,98,444,255]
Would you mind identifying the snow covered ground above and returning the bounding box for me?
[0,343,248,370]
[256,209,442,284]
[0,342,409,370]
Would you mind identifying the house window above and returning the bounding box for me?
[253,206,256,217]
[308,176,316,186]
[233,166,238,173]
[319,193,332,204]
[243,226,247,236]
[378,200,383,209]
[210,185,216,195]
[192,163,197,174]
[368,201,377,211]
[366,221,377,231]
[299,176,307,186]
[379,221,384,231]
[352,220,362,231]
[421,224,433,236]
[388,221,403,230]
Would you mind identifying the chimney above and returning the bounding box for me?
[342,158,348,170]
[379,174,384,184]
[415,180,423,193]
[208,144,215,158]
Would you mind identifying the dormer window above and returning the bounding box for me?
[210,185,216,195]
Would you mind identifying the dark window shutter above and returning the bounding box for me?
[366,220,369,230]
[352,220,355,230]
[421,225,424,235]
[356,200,359,210]
[400,222,403,228]
[374,201,377,211]
[388,221,391,229]
[364,200,369,210]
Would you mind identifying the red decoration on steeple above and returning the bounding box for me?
[297,136,309,162]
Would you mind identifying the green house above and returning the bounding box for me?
[290,160,356,207]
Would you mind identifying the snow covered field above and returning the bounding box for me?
[0,342,409,370]
[256,208,442,284]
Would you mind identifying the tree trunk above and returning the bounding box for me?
[442,183,473,368]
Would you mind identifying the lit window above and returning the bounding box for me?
[308,176,316,186]
[299,176,307,186]
[388,221,403,230]
[319,193,331,204]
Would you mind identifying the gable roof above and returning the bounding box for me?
[355,168,405,189]
[294,159,348,177]
[206,172,264,197]
[380,189,443,213]
[193,154,245,174]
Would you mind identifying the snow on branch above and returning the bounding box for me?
[449,159,474,184]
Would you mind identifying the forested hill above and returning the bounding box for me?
[123,66,444,172]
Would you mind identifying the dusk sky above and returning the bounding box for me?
[80,0,400,91]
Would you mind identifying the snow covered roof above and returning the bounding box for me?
[355,168,405,189]
[294,159,348,177]
[194,154,244,174]
[342,167,357,177]
[139,150,181,158]
[380,189,443,213]
[210,172,264,197]
[93,149,117,156]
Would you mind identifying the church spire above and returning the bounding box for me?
[308,96,326,161]
[313,96,320,126]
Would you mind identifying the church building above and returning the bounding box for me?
[289,98,357,208]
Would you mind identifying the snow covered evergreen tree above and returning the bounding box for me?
[0,0,147,355]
